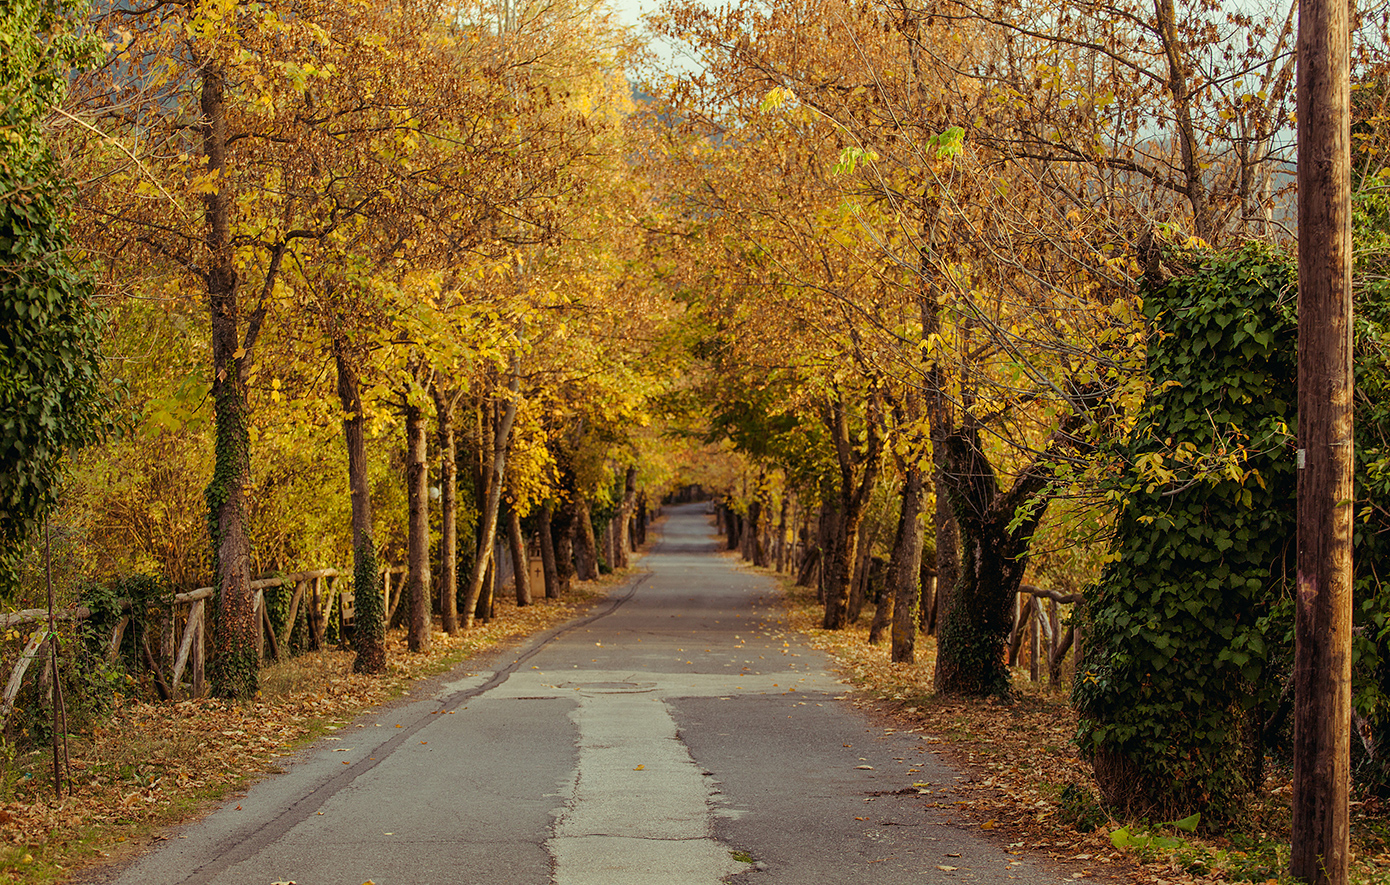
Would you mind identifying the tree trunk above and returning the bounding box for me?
[335,342,384,674]
[475,556,495,623]
[202,64,257,700]
[431,384,459,634]
[874,469,923,661]
[461,355,521,629]
[508,504,531,606]
[822,393,883,630]
[934,427,1053,696]
[775,496,790,572]
[539,501,560,599]
[615,465,637,569]
[891,471,925,662]
[847,516,878,624]
[404,396,432,653]
[634,492,648,547]
[574,496,600,581]
[929,479,959,640]
[553,496,577,594]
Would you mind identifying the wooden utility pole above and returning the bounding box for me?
[1292,0,1354,876]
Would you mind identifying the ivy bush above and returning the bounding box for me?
[1075,245,1299,825]
[1077,238,1390,823]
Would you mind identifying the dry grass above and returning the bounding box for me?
[0,578,617,884]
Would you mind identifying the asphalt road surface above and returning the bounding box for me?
[88,503,1068,885]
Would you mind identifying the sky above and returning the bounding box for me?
[610,0,657,27]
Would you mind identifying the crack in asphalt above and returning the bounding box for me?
[176,571,652,885]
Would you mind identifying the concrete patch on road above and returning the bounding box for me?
[546,691,749,884]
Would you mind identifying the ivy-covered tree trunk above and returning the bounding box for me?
[935,427,1054,696]
[334,342,384,674]
[404,396,432,653]
[202,64,257,700]
[1075,246,1299,825]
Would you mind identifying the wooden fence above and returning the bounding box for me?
[1010,584,1082,685]
[0,565,407,726]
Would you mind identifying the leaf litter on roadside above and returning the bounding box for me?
[771,574,1377,885]
[0,582,609,884]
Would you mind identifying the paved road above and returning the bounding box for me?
[89,503,1066,885]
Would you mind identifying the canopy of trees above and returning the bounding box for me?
[5,0,1390,855]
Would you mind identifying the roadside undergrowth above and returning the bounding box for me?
[774,572,1390,885]
[1,577,619,884]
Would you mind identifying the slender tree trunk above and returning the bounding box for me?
[461,355,521,629]
[431,384,458,634]
[615,465,637,569]
[539,501,560,599]
[335,342,384,674]
[508,504,531,606]
[553,496,577,594]
[1292,0,1354,876]
[405,397,431,652]
[201,64,257,700]
[776,496,790,572]
[574,497,600,581]
[847,517,878,624]
[476,557,495,623]
[888,468,925,661]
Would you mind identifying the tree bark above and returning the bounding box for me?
[615,465,638,569]
[1292,0,1354,876]
[847,516,878,624]
[508,504,531,606]
[822,392,883,630]
[874,469,924,662]
[929,477,959,640]
[574,496,600,581]
[539,501,560,599]
[201,64,257,700]
[553,495,577,594]
[934,427,1055,696]
[335,342,384,674]
[461,355,521,629]
[404,395,432,653]
[431,384,459,634]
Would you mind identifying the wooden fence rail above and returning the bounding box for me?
[0,565,406,728]
[1010,583,1083,686]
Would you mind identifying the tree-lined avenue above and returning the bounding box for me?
[82,504,1061,885]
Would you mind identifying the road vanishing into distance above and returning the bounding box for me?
[84,503,1068,885]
